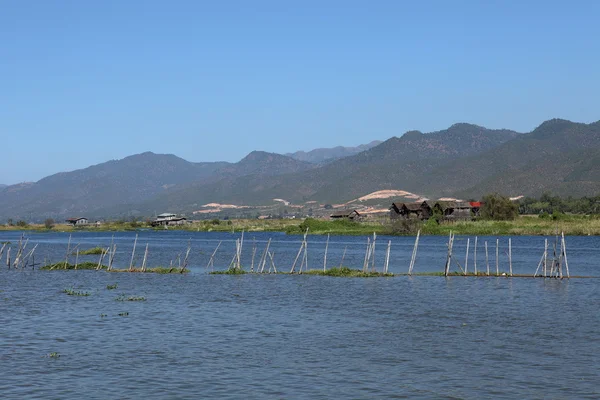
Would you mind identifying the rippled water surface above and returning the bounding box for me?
[1,231,599,398]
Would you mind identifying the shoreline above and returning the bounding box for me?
[2,215,600,236]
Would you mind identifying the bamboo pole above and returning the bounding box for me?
[495,239,499,276]
[207,241,222,271]
[96,246,110,270]
[384,240,391,274]
[250,241,256,272]
[141,244,149,272]
[323,234,329,272]
[129,234,138,272]
[182,241,191,273]
[444,232,453,276]
[290,240,304,273]
[64,234,72,269]
[474,236,478,275]
[74,249,79,270]
[562,232,570,278]
[268,251,277,273]
[339,246,347,269]
[301,233,308,273]
[6,247,10,269]
[508,238,513,277]
[108,244,116,271]
[260,238,271,273]
[485,241,489,276]
[0,243,6,261]
[464,238,470,275]
[362,238,371,272]
[409,230,420,275]
[371,233,377,272]
[543,239,548,277]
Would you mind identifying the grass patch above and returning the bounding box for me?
[118,312,129,317]
[47,352,60,358]
[106,283,118,290]
[41,262,106,270]
[210,267,247,275]
[305,266,394,278]
[77,246,105,255]
[62,288,90,296]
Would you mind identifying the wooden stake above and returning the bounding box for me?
[508,238,513,277]
[129,234,138,272]
[562,232,570,278]
[182,241,191,273]
[141,243,149,272]
[339,246,347,269]
[485,241,489,276]
[362,238,371,272]
[464,238,470,275]
[268,251,277,273]
[207,241,222,271]
[6,247,10,269]
[260,238,271,273]
[371,232,377,272]
[108,244,116,271]
[495,238,499,276]
[409,230,420,275]
[474,236,478,275]
[384,240,391,274]
[543,239,548,277]
[250,241,256,272]
[65,234,72,269]
[74,249,79,270]
[323,234,329,272]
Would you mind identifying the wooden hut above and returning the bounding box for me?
[330,209,361,220]
[389,201,432,220]
[65,217,88,226]
[433,201,473,220]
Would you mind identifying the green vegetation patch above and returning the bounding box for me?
[106,283,118,290]
[77,247,105,255]
[210,267,247,275]
[41,262,106,270]
[305,266,394,278]
[62,288,90,296]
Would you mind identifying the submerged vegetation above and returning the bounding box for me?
[106,283,118,290]
[42,262,106,270]
[304,267,394,278]
[210,267,247,275]
[77,247,105,255]
[62,288,90,296]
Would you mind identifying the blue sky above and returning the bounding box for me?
[1,1,599,184]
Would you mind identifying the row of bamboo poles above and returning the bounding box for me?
[1,231,571,277]
[443,231,570,278]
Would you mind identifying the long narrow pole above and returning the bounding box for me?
[323,234,329,272]
[129,234,138,272]
[141,243,149,272]
[543,239,548,277]
[339,246,347,269]
[474,236,478,275]
[362,238,371,272]
[485,241,489,276]
[464,238,470,275]
[384,240,391,274]
[409,230,420,275]
[508,238,513,277]
[495,239,499,276]
[371,233,377,272]
[562,232,570,278]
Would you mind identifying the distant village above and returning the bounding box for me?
[61,200,483,228]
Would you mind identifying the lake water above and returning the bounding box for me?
[1,231,599,398]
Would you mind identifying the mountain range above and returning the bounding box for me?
[1,118,599,221]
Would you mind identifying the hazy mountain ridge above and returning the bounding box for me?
[1,119,599,221]
[285,141,382,163]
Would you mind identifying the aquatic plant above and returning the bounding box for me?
[305,267,394,278]
[100,314,107,318]
[210,267,247,275]
[115,294,146,302]
[41,262,107,270]
[106,283,118,290]
[118,312,129,316]
[77,247,105,255]
[47,352,60,358]
[62,288,91,296]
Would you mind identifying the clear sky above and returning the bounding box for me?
[1,1,599,184]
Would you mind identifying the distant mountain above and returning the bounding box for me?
[0,152,229,221]
[139,123,520,210]
[3,119,600,221]
[286,140,382,164]
[0,184,6,191]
